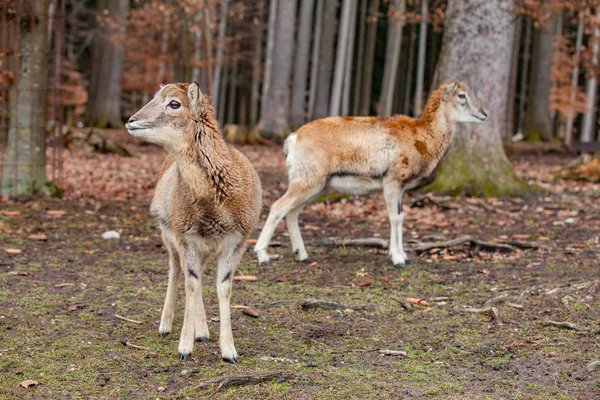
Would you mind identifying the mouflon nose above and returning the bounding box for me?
[127,117,136,124]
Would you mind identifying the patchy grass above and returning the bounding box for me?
[0,144,599,399]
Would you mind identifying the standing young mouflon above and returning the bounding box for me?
[126,83,262,362]
[254,81,487,268]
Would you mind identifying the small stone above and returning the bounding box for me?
[564,218,575,224]
[157,386,166,392]
[181,369,188,375]
[587,361,600,373]
[102,230,120,240]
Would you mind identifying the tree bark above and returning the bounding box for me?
[378,0,405,116]
[402,23,416,115]
[427,0,530,197]
[290,0,315,127]
[250,9,264,127]
[517,18,532,136]
[212,0,229,103]
[342,0,358,116]
[86,0,128,128]
[330,0,355,116]
[581,8,600,143]
[507,15,522,138]
[523,15,555,141]
[359,0,380,115]
[565,9,585,146]
[2,0,51,196]
[259,0,278,124]
[258,0,298,138]
[413,0,427,116]
[308,0,324,119]
[313,0,337,119]
[353,0,368,115]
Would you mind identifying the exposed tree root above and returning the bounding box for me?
[412,235,517,253]
[63,127,133,157]
[558,154,600,183]
[300,298,373,312]
[308,238,389,249]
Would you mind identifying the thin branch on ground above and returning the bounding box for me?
[190,372,305,395]
[308,238,389,249]
[412,235,517,253]
[114,314,142,324]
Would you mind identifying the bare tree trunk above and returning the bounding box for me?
[507,15,522,138]
[212,0,229,102]
[250,10,265,127]
[203,1,213,97]
[227,47,239,124]
[330,0,355,116]
[403,23,416,115]
[359,0,379,115]
[581,8,600,143]
[516,17,532,136]
[2,0,51,196]
[342,0,358,116]
[258,0,279,127]
[353,0,368,115]
[175,4,191,82]
[523,15,555,141]
[86,0,129,128]
[218,65,229,127]
[308,0,324,119]
[313,0,337,119]
[428,0,530,197]
[191,11,203,83]
[291,0,315,127]
[549,12,562,125]
[413,0,427,116]
[258,0,298,138]
[565,9,584,146]
[378,0,405,116]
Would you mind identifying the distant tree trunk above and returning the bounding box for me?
[427,0,530,197]
[330,0,355,116]
[402,24,416,115]
[2,0,51,196]
[308,0,324,119]
[203,1,214,97]
[517,18,532,136]
[313,0,337,119]
[250,11,264,127]
[176,6,191,82]
[353,0,368,115]
[378,0,405,116]
[87,0,129,128]
[258,0,279,128]
[413,0,427,116]
[290,0,315,127]
[523,15,555,141]
[227,50,239,124]
[218,64,229,127]
[258,0,298,138]
[212,0,229,103]
[342,0,358,116]
[507,15,522,138]
[565,10,585,146]
[191,11,203,83]
[549,12,562,124]
[359,0,379,115]
[581,9,600,143]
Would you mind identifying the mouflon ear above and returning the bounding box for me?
[188,82,204,120]
[442,81,459,101]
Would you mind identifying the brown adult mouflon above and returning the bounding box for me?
[254,81,487,268]
[126,82,262,363]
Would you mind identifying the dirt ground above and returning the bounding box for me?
[0,136,599,399]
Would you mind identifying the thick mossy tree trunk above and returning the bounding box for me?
[1,0,51,196]
[427,0,531,197]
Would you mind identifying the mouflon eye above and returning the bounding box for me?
[168,100,181,109]
[458,93,466,100]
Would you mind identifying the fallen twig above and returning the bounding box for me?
[506,302,524,310]
[460,306,502,325]
[308,238,389,249]
[545,320,587,332]
[190,372,305,395]
[412,235,516,253]
[122,341,150,351]
[378,349,408,357]
[115,314,142,324]
[300,299,372,312]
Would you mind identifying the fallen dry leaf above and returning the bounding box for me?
[46,210,66,217]
[571,243,588,249]
[0,225,13,233]
[538,236,551,241]
[233,275,258,282]
[505,341,527,350]
[274,277,288,282]
[308,261,318,267]
[478,269,491,275]
[0,210,20,217]
[28,233,48,241]
[512,234,531,239]
[246,238,257,244]
[231,305,250,309]
[4,248,21,255]
[242,308,260,318]
[19,380,39,388]
[376,277,390,283]
[406,298,429,307]
[358,280,372,287]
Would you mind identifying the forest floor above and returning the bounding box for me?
[0,133,599,399]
